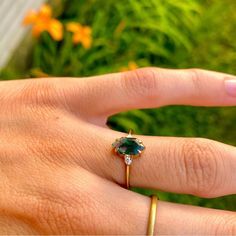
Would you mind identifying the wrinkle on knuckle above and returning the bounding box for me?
[24,112,78,158]
[36,197,76,234]
[187,68,204,94]
[27,130,70,165]
[6,184,94,235]
[24,179,91,234]
[181,138,221,197]
[121,67,159,101]
[19,79,58,106]
[25,117,88,169]
[53,187,95,234]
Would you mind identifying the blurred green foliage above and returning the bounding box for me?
[0,0,235,210]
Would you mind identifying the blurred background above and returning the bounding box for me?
[0,0,235,210]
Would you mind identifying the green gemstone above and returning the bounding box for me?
[112,137,145,156]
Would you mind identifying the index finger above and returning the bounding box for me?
[74,67,236,117]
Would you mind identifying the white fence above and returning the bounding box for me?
[0,0,44,68]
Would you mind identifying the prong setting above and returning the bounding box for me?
[112,132,145,163]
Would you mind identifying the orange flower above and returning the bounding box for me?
[67,22,92,49]
[23,4,63,41]
[120,61,138,72]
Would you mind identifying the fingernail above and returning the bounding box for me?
[225,79,236,97]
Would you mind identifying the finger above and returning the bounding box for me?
[27,110,236,198]
[63,169,236,235]
[82,175,236,235]
[73,67,236,117]
[87,127,236,198]
[7,167,235,235]
[156,200,236,235]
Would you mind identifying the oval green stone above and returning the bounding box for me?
[114,137,144,156]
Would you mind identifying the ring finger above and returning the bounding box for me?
[89,128,236,198]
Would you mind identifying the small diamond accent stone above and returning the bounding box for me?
[124,155,133,165]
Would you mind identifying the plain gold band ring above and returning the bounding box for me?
[125,165,130,189]
[147,195,158,236]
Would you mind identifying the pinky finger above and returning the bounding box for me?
[63,171,236,235]
[79,173,236,235]
[156,201,236,235]
[6,167,235,235]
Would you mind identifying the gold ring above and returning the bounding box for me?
[112,129,145,189]
[147,195,158,236]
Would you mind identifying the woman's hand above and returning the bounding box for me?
[0,68,235,234]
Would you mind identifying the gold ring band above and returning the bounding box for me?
[147,195,158,236]
[125,165,130,189]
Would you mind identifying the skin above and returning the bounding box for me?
[0,67,235,234]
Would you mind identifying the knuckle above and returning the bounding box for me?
[27,127,72,164]
[187,68,204,93]
[121,67,159,100]
[20,79,58,106]
[181,138,222,197]
[35,194,76,233]
[25,178,88,234]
